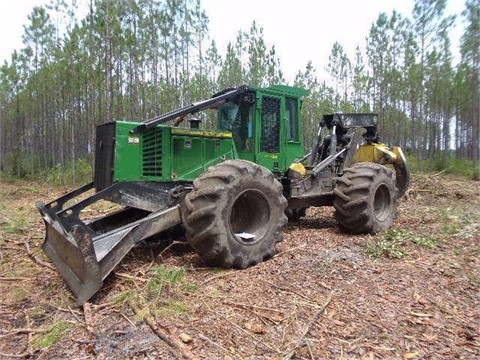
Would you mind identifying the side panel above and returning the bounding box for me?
[172,135,236,180]
[171,136,203,179]
[113,122,143,182]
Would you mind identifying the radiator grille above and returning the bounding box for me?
[142,128,163,177]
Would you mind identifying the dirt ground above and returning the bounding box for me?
[0,173,479,359]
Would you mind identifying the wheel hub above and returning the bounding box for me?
[373,184,391,222]
[229,189,271,245]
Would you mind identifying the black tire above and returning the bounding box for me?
[333,162,396,234]
[183,160,288,268]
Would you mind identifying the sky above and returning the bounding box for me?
[0,0,465,83]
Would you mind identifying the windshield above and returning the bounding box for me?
[218,102,239,131]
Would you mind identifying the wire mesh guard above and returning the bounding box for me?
[261,97,280,152]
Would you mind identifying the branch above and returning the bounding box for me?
[130,305,197,360]
[24,238,55,271]
[286,293,333,358]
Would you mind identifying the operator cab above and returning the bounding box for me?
[216,85,308,174]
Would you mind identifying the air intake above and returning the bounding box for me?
[142,128,163,177]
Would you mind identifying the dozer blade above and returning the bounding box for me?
[36,183,183,306]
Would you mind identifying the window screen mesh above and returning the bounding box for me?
[261,97,280,152]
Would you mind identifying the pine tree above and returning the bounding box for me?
[460,0,480,179]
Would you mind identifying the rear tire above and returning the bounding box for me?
[183,160,287,268]
[333,162,395,234]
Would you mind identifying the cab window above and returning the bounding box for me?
[285,97,299,142]
[218,98,255,151]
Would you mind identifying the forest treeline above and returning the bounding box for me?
[0,0,479,182]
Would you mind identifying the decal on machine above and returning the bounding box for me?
[128,137,140,145]
[264,154,278,160]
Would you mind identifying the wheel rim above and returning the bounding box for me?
[373,184,391,222]
[229,189,271,245]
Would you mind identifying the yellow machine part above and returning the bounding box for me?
[287,142,410,197]
[352,143,406,166]
[352,143,410,197]
[289,162,307,176]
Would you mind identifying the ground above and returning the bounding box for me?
[0,173,479,359]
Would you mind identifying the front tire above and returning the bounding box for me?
[183,160,287,268]
[333,162,396,234]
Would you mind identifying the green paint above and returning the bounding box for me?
[109,85,309,183]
